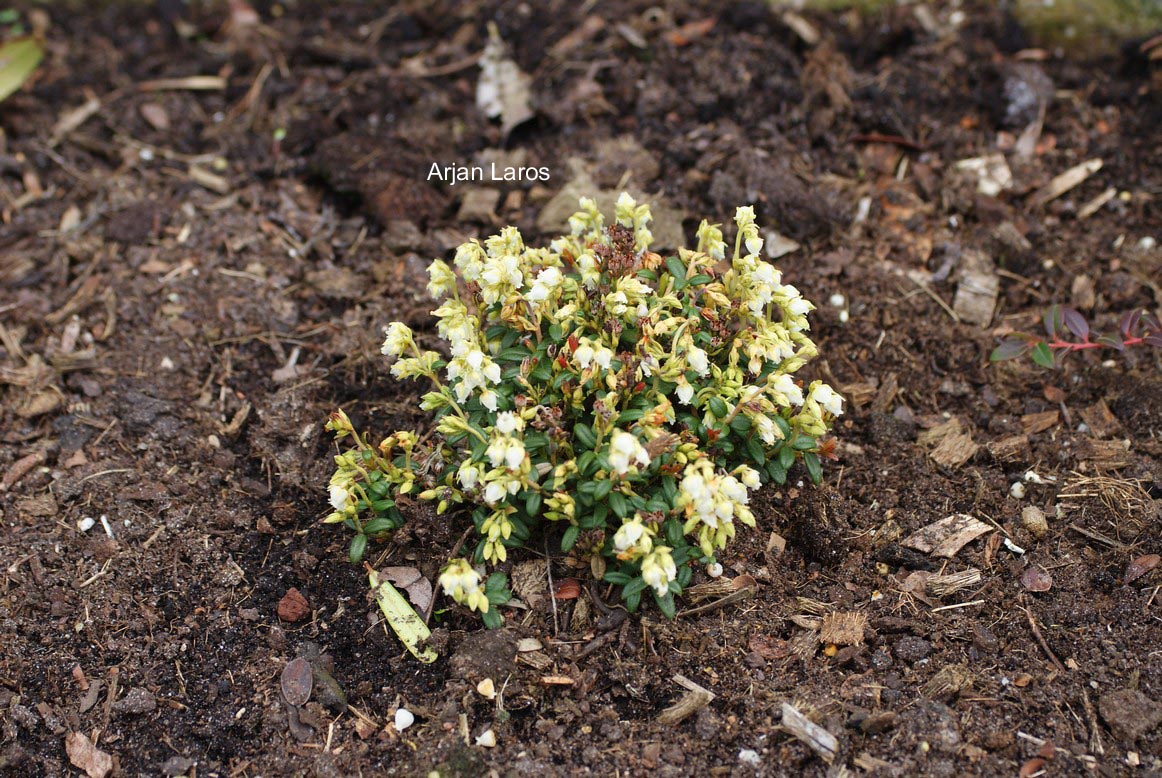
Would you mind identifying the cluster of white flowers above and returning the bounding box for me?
[607,429,651,476]
[572,337,614,371]
[439,559,489,613]
[612,515,655,560]
[641,546,677,596]
[677,460,759,557]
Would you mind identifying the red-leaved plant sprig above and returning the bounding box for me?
[991,305,1162,367]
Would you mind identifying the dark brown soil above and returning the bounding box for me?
[2,2,1160,776]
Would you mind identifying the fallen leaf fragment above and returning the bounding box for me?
[1020,566,1053,592]
[552,578,580,600]
[1125,554,1160,584]
[781,703,837,763]
[902,514,992,558]
[368,567,437,664]
[0,37,44,103]
[280,657,313,706]
[1019,757,1047,778]
[476,23,534,137]
[65,731,113,778]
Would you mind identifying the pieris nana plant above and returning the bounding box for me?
[323,194,842,626]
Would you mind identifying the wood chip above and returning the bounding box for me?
[902,514,992,558]
[657,675,715,726]
[840,381,877,409]
[1077,186,1117,219]
[781,703,837,762]
[1030,158,1103,208]
[925,568,982,597]
[987,434,1032,465]
[517,651,553,671]
[188,165,230,194]
[1079,400,1121,439]
[1124,554,1160,585]
[930,428,979,468]
[819,612,868,646]
[1080,438,1131,470]
[953,249,999,326]
[871,373,898,414]
[1021,410,1059,435]
[922,663,973,700]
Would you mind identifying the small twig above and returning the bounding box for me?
[909,276,960,323]
[676,586,755,618]
[544,539,559,637]
[1068,523,1128,551]
[1080,689,1105,756]
[1022,597,1065,672]
[931,599,985,613]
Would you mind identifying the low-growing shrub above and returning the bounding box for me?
[323,194,842,626]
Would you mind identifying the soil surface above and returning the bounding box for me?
[2,2,1160,776]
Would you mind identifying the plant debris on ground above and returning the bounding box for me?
[0,1,1159,776]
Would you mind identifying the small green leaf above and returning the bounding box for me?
[665,256,687,284]
[604,570,632,585]
[617,408,645,424]
[561,525,580,552]
[480,608,503,629]
[348,534,367,563]
[803,452,822,485]
[989,337,1030,362]
[654,591,676,619]
[609,491,629,518]
[0,37,44,103]
[623,576,648,598]
[778,445,796,470]
[363,517,395,535]
[593,479,614,501]
[624,589,642,613]
[686,274,713,286]
[574,423,596,450]
[793,436,817,451]
[1030,341,1055,368]
[745,435,765,464]
[708,397,728,418]
[525,491,542,517]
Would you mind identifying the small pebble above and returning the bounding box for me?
[893,636,932,663]
[706,562,723,578]
[738,748,762,767]
[77,517,95,532]
[1009,482,1026,499]
[475,728,497,748]
[277,588,310,623]
[113,687,157,715]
